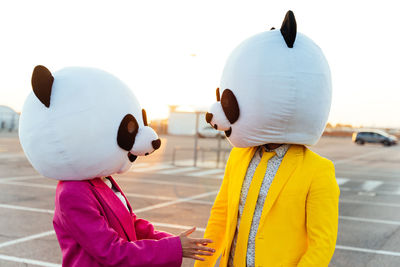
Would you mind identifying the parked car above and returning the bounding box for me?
[352,130,398,146]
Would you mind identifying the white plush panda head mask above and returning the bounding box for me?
[19,65,161,180]
[206,11,332,147]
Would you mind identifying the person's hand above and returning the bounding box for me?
[179,227,215,261]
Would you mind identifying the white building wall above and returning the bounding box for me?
[168,112,209,135]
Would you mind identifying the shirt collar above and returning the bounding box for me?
[262,144,290,158]
[102,177,112,189]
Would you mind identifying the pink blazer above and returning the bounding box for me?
[53,177,182,267]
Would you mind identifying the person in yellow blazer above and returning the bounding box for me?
[196,145,339,267]
[196,11,339,267]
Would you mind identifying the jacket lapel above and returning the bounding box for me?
[89,178,135,241]
[229,147,258,223]
[108,176,133,213]
[258,145,303,228]
[227,147,258,252]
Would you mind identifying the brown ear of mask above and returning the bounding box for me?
[280,10,297,48]
[142,109,148,126]
[31,65,54,108]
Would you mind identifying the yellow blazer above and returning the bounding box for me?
[195,145,339,267]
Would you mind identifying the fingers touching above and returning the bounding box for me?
[179,227,215,261]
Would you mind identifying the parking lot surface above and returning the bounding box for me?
[0,133,399,266]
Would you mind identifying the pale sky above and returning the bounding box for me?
[0,0,399,128]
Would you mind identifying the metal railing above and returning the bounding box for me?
[170,112,232,168]
[0,112,19,132]
[172,146,231,168]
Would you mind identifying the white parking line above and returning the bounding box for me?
[1,177,215,190]
[4,198,400,220]
[158,167,199,175]
[173,159,197,166]
[124,193,215,205]
[152,222,206,232]
[125,193,175,201]
[0,175,43,182]
[0,230,55,249]
[0,180,56,189]
[189,199,215,205]
[336,178,349,185]
[336,170,400,179]
[0,254,60,267]
[360,180,384,191]
[0,204,54,214]
[340,216,400,226]
[128,163,150,169]
[0,153,26,159]
[119,177,219,189]
[10,178,200,191]
[3,175,400,208]
[134,191,219,213]
[336,245,400,257]
[188,169,225,177]
[334,149,393,165]
[173,159,227,169]
[340,199,400,208]
[341,187,400,196]
[3,179,400,210]
[337,177,400,186]
[130,164,174,172]
[393,187,400,196]
[2,201,400,262]
[0,178,218,199]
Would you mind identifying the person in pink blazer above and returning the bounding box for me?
[53,177,213,267]
[19,66,214,266]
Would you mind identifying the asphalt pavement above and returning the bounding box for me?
[0,133,399,266]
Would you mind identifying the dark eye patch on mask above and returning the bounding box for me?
[221,89,240,124]
[117,114,139,151]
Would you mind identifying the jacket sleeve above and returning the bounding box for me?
[194,153,232,267]
[58,185,182,267]
[134,218,173,240]
[298,160,340,267]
